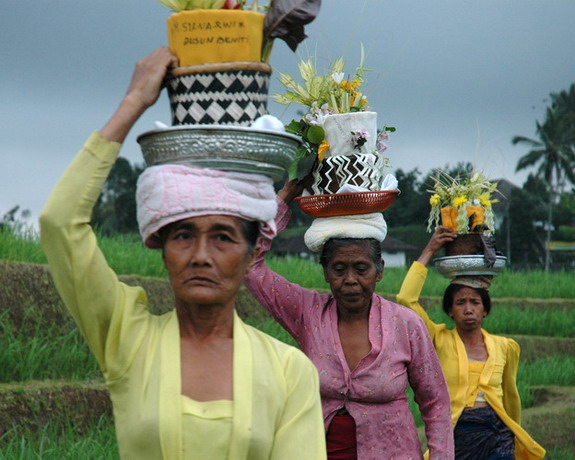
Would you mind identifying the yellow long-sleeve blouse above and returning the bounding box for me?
[39,131,327,460]
[396,262,545,460]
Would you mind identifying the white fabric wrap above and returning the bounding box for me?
[136,165,277,248]
[322,112,377,157]
[304,213,388,253]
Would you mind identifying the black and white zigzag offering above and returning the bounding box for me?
[308,111,389,194]
[310,153,387,195]
[166,62,271,126]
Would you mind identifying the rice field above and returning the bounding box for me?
[0,417,119,460]
[1,228,574,458]
[424,305,575,338]
[2,228,574,298]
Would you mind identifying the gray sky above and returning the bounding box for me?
[2,0,575,227]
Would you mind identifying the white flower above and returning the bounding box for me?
[331,72,345,85]
[305,102,332,126]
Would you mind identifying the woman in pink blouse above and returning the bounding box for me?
[244,182,454,460]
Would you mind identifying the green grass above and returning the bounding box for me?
[5,302,572,419]
[422,267,575,299]
[518,356,575,407]
[2,228,574,298]
[0,227,45,265]
[0,227,166,279]
[0,416,118,460]
[2,227,574,455]
[422,306,575,338]
[94,233,167,278]
[0,310,100,383]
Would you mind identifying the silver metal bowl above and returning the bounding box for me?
[137,125,301,181]
[434,255,507,278]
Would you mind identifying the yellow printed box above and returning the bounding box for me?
[167,10,265,67]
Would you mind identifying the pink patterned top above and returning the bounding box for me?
[244,199,454,460]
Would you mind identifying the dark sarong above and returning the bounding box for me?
[454,405,514,459]
[326,413,357,460]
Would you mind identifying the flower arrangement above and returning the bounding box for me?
[157,0,256,12]
[275,52,395,179]
[275,56,368,116]
[156,0,321,63]
[426,171,499,235]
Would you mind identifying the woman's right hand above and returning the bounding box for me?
[100,47,178,143]
[417,226,457,266]
[124,47,179,111]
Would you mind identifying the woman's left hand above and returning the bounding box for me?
[417,226,457,266]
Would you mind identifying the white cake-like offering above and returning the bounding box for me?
[322,111,377,157]
[309,111,388,195]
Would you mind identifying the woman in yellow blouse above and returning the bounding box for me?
[40,48,326,460]
[396,226,545,459]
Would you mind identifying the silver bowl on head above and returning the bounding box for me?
[434,255,507,278]
[137,125,301,181]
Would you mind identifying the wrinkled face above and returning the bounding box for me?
[162,215,256,309]
[323,242,382,314]
[449,287,487,331]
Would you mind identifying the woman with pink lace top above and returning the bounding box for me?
[245,180,454,460]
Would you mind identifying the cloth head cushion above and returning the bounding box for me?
[450,275,492,291]
[136,164,277,249]
[304,213,387,253]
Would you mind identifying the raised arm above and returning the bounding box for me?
[39,48,177,372]
[416,226,457,267]
[244,177,322,343]
[100,47,178,143]
[396,226,456,340]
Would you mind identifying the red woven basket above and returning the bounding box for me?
[295,190,400,218]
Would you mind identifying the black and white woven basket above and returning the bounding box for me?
[166,62,271,126]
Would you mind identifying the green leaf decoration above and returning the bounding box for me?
[286,119,305,135]
[287,146,309,180]
[305,125,325,144]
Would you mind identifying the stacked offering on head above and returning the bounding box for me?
[426,171,507,282]
[134,0,321,247]
[274,55,400,252]
[137,0,322,182]
[158,0,321,126]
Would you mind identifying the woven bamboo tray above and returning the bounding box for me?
[295,190,399,217]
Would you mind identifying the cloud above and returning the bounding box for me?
[1,0,574,222]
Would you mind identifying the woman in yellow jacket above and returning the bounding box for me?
[396,226,545,459]
[40,48,326,460]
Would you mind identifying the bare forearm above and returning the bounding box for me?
[100,93,148,143]
[100,47,178,143]
[418,226,457,266]
[417,244,436,266]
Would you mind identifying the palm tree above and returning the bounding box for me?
[512,102,575,271]
[551,83,575,149]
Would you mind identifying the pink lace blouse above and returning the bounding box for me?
[244,199,454,459]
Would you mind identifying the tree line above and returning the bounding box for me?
[4,85,572,270]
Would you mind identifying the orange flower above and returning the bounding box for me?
[318,140,330,161]
[340,80,355,92]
